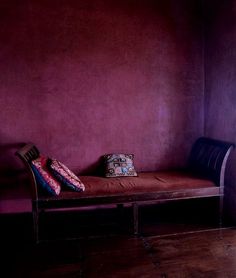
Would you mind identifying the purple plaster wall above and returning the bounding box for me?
[204,0,236,221]
[0,0,204,212]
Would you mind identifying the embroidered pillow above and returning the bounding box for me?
[48,159,85,192]
[31,156,61,196]
[104,154,138,178]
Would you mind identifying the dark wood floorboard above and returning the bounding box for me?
[1,199,235,278]
[1,228,236,278]
[145,229,236,277]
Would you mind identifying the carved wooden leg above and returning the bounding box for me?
[133,203,139,236]
[32,202,39,243]
[218,194,224,240]
[219,195,224,229]
[117,204,124,232]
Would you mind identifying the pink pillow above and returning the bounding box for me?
[49,159,85,192]
[31,156,61,196]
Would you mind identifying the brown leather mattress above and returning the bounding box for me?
[55,171,216,199]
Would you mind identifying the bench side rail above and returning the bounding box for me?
[15,143,40,200]
[188,137,235,187]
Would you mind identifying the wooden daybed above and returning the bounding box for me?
[16,137,235,242]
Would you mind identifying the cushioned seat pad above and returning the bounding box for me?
[46,171,216,200]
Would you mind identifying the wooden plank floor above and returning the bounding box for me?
[2,228,236,278]
[1,200,235,278]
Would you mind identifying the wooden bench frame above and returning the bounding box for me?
[16,137,235,242]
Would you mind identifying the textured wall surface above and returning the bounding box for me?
[204,0,236,221]
[0,0,204,212]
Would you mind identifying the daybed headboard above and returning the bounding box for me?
[188,137,235,187]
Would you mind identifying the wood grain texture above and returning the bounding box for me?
[2,227,236,278]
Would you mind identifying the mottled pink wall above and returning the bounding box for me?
[204,0,236,221]
[0,0,204,212]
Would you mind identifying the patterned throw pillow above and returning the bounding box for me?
[31,156,61,196]
[104,154,138,178]
[48,159,85,192]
